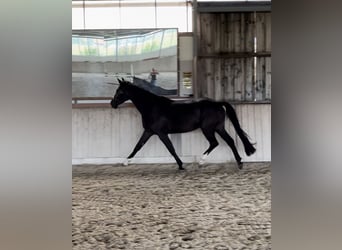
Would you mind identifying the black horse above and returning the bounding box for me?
[111,78,256,170]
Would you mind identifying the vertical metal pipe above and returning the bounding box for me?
[192,0,198,99]
[159,29,165,58]
[82,0,86,29]
[155,0,157,28]
[177,29,180,96]
[186,0,189,32]
[253,11,257,101]
[119,0,122,28]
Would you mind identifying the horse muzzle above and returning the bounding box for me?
[110,99,118,109]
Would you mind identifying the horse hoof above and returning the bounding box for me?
[179,167,186,171]
[238,162,243,170]
[199,154,208,165]
[123,158,130,166]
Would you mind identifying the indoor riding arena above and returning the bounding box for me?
[72,1,271,249]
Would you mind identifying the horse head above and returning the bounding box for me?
[111,78,130,108]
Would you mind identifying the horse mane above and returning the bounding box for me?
[124,81,173,105]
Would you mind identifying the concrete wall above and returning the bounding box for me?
[72,104,271,165]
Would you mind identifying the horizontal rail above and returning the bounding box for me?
[72,99,271,109]
[73,97,112,101]
[198,52,271,59]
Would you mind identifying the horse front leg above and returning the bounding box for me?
[124,130,153,166]
[157,133,184,170]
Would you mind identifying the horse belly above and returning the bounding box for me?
[168,116,200,133]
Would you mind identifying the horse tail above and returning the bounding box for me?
[221,102,256,156]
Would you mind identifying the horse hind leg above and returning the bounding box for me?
[216,127,243,169]
[199,129,219,165]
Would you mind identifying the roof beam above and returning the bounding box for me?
[197,1,271,13]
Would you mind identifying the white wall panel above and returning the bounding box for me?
[72,104,271,164]
[88,109,112,157]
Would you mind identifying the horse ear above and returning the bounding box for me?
[117,78,123,85]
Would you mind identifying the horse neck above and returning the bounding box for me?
[126,85,167,114]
